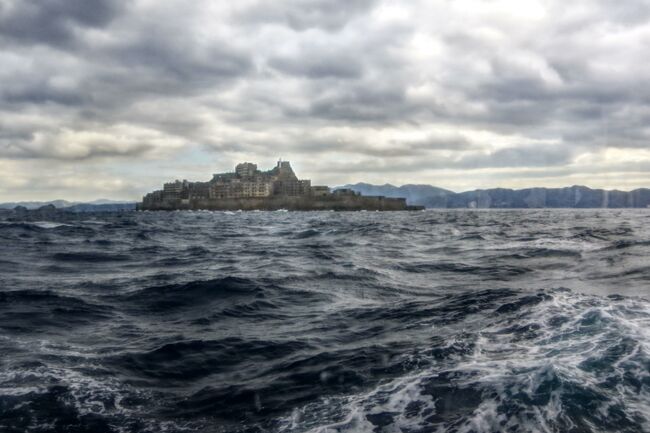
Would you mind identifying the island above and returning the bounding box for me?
[137,160,424,211]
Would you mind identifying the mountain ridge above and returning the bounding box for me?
[339,183,650,208]
[0,199,136,212]
[5,184,650,210]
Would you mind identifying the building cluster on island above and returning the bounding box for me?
[138,160,423,211]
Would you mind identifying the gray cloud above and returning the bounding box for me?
[0,0,122,47]
[2,80,88,106]
[1,0,650,200]
[235,0,379,32]
[309,143,577,174]
[390,135,475,152]
[0,129,156,160]
[105,36,253,83]
[458,144,577,169]
[269,52,363,79]
[305,83,412,123]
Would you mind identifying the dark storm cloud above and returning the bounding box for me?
[2,81,88,106]
[458,145,576,169]
[0,1,258,163]
[0,130,155,160]
[269,53,363,79]
[304,83,414,123]
[7,142,153,160]
[289,135,436,157]
[314,143,576,175]
[313,158,447,175]
[0,0,122,46]
[2,0,650,200]
[200,125,478,159]
[563,125,650,150]
[105,35,253,83]
[393,135,475,152]
[236,0,379,32]
[0,123,33,142]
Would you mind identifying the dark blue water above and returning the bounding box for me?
[1,210,649,432]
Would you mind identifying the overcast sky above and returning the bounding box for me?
[2,0,650,201]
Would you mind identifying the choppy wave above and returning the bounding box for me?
[1,209,649,432]
[281,289,650,433]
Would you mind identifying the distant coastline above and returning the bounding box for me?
[4,183,650,213]
[341,183,650,209]
[0,201,136,212]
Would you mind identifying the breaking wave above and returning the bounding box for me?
[1,209,649,432]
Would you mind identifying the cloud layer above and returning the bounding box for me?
[1,0,650,200]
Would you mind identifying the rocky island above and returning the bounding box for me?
[138,160,423,211]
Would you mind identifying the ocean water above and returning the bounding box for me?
[1,209,649,433]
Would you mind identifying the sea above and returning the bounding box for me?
[1,209,649,433]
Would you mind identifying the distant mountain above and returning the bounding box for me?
[0,200,136,212]
[0,200,75,210]
[451,186,650,208]
[65,203,137,212]
[338,183,453,207]
[86,199,134,205]
[339,184,650,208]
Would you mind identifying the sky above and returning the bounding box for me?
[2,0,650,201]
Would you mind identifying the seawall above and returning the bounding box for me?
[139,195,422,211]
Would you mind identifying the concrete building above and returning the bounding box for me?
[311,186,331,196]
[235,162,258,178]
[138,160,421,211]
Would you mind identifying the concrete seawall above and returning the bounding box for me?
[139,195,423,211]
